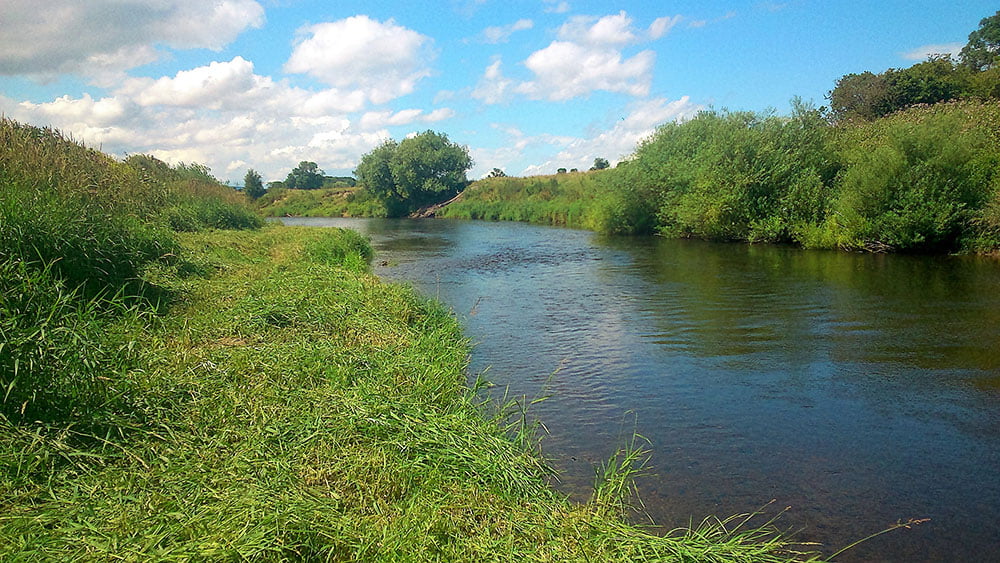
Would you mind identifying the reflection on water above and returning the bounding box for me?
[279,217,1000,562]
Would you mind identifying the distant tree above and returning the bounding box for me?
[244,169,265,200]
[355,131,472,217]
[267,180,287,191]
[886,56,968,108]
[570,168,579,173]
[828,71,893,121]
[488,168,507,178]
[285,161,324,190]
[591,157,610,170]
[961,10,1000,71]
[557,168,567,174]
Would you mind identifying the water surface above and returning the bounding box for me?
[282,217,1000,562]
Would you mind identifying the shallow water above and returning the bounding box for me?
[281,217,1000,562]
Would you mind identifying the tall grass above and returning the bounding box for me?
[1,226,826,561]
[438,172,613,230]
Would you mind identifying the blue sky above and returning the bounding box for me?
[0,1,994,182]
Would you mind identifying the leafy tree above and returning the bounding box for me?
[828,71,893,121]
[244,169,265,200]
[591,157,610,170]
[285,161,324,190]
[557,168,567,174]
[488,168,507,178]
[355,131,472,217]
[961,10,1000,71]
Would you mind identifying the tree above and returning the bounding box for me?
[828,71,893,121]
[285,161,324,190]
[244,169,265,200]
[591,157,610,170]
[488,168,507,178]
[961,10,1000,71]
[355,131,472,217]
[557,168,567,174]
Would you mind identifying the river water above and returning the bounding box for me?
[281,217,1000,562]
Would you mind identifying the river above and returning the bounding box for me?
[280,216,1000,562]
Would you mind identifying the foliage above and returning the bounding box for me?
[445,100,1000,254]
[827,101,1000,251]
[439,171,617,231]
[243,168,265,200]
[487,167,507,178]
[591,157,610,170]
[1,226,824,562]
[961,10,1000,71]
[355,131,472,217]
[256,186,387,218]
[285,160,325,190]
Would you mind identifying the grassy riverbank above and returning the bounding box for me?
[256,185,387,218]
[2,226,827,561]
[1,118,826,560]
[442,100,1000,254]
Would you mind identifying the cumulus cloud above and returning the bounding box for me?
[518,41,655,100]
[0,0,264,82]
[485,10,665,102]
[471,59,517,104]
[358,108,456,130]
[558,12,637,46]
[902,42,964,61]
[482,19,534,44]
[284,16,434,105]
[0,49,458,182]
[519,96,703,176]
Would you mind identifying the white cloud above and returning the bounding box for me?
[558,12,637,46]
[284,16,434,105]
[902,42,964,61]
[482,19,534,44]
[518,41,655,100]
[0,47,458,182]
[520,96,703,176]
[358,108,455,130]
[472,59,516,104]
[0,0,264,81]
[649,15,683,40]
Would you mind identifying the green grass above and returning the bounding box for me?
[438,172,614,231]
[256,186,388,218]
[1,226,826,561]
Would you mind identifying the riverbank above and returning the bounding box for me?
[1,225,827,561]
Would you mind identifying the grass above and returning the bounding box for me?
[1,116,829,560]
[256,186,387,218]
[438,172,613,231]
[1,226,826,561]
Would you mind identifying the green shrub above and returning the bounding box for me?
[827,104,999,251]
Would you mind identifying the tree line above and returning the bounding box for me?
[829,11,999,121]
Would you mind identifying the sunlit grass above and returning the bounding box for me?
[1,226,826,561]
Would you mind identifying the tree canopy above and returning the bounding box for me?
[244,169,265,200]
[355,131,472,217]
[828,11,1000,121]
[961,10,1000,71]
[285,161,324,190]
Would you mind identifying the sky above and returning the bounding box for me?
[0,1,995,183]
